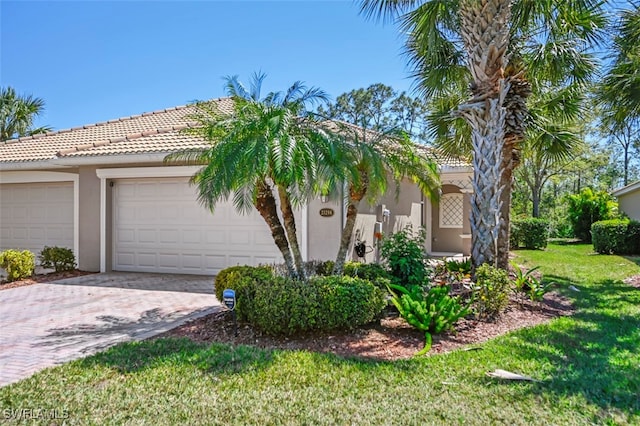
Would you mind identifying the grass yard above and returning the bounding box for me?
[1,243,639,425]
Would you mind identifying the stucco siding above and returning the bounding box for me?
[618,190,640,221]
[78,166,101,271]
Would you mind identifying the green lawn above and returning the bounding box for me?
[1,243,639,425]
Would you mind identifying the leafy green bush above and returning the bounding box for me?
[38,246,76,272]
[389,283,469,355]
[567,188,617,243]
[510,220,522,249]
[241,275,386,335]
[511,218,549,249]
[379,226,428,288]
[0,249,35,282]
[511,263,552,302]
[592,219,640,255]
[472,264,511,319]
[214,265,274,303]
[444,258,472,275]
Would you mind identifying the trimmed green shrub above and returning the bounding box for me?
[388,283,469,355]
[38,246,76,272]
[214,265,274,303]
[592,219,640,255]
[511,218,549,249]
[240,275,386,335]
[510,220,522,249]
[472,264,511,319]
[567,188,617,243]
[379,226,429,288]
[0,249,35,282]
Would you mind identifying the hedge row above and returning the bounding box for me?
[214,265,386,335]
[592,219,640,255]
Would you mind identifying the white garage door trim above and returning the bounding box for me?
[0,171,79,260]
[96,166,308,273]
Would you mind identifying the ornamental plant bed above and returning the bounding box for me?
[0,269,96,290]
[159,291,573,361]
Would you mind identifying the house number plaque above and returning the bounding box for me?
[319,208,335,217]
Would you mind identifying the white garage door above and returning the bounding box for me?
[0,182,74,254]
[113,177,282,275]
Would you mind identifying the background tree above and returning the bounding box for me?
[166,74,333,279]
[0,86,52,141]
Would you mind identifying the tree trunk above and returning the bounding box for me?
[497,74,531,269]
[254,180,296,277]
[277,186,306,280]
[333,184,367,275]
[458,0,512,270]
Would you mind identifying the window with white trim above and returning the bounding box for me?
[439,193,464,228]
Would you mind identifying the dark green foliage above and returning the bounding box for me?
[388,283,469,355]
[241,275,386,335]
[511,263,552,302]
[0,249,35,282]
[567,188,617,243]
[379,226,428,288]
[472,264,511,319]
[592,219,640,255]
[214,265,274,303]
[510,218,549,249]
[38,246,76,272]
[444,258,472,274]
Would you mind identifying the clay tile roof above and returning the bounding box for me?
[0,97,234,163]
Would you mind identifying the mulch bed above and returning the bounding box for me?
[0,270,96,291]
[159,291,574,361]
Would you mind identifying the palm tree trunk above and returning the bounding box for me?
[333,184,367,275]
[497,74,530,269]
[277,186,306,280]
[254,180,296,277]
[458,0,512,270]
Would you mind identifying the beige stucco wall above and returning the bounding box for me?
[306,197,342,262]
[618,189,640,221]
[78,166,101,271]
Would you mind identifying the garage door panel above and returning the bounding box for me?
[113,178,283,274]
[0,182,74,254]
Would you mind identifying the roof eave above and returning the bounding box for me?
[612,180,640,197]
[51,152,172,166]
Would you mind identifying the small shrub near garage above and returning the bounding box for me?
[510,218,549,249]
[343,261,393,289]
[0,249,35,282]
[472,264,511,319]
[214,265,274,303]
[38,246,76,272]
[592,219,640,255]
[240,275,386,335]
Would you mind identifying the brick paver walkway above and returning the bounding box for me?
[0,272,220,387]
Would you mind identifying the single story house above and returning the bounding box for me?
[0,98,472,276]
[612,180,640,221]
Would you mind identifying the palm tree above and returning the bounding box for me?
[328,124,440,275]
[166,73,332,279]
[360,0,605,269]
[0,86,52,141]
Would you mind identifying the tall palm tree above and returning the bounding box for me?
[0,86,52,141]
[360,0,605,269]
[328,124,440,274]
[166,73,332,279]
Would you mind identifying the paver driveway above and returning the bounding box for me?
[0,272,220,387]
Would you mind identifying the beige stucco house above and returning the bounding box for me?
[612,180,640,221]
[0,98,472,275]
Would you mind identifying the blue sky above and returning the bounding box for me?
[1,1,415,131]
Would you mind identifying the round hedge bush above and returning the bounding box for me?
[214,265,274,302]
[592,219,640,255]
